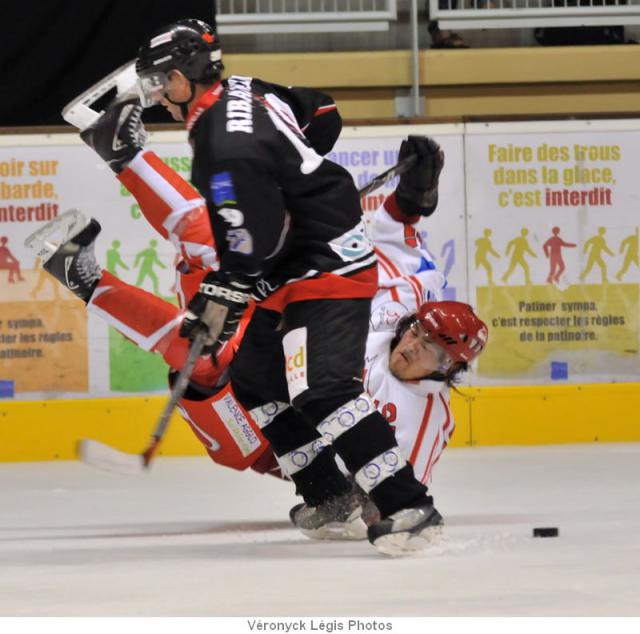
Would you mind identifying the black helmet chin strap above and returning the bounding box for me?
[166,80,196,119]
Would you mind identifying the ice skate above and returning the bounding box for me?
[367,502,443,556]
[25,209,102,303]
[349,477,380,526]
[289,490,368,541]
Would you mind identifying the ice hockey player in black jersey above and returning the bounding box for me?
[81,18,444,555]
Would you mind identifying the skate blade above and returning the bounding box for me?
[372,524,443,556]
[300,518,368,541]
[62,59,137,130]
[77,439,146,476]
[24,209,88,263]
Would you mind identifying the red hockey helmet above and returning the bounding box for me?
[415,301,488,363]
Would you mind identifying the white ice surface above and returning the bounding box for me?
[1,444,639,616]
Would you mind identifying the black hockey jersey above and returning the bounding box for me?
[187,75,377,310]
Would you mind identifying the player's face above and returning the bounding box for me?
[389,322,451,381]
[158,71,193,121]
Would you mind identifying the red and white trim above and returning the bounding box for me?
[119,151,219,272]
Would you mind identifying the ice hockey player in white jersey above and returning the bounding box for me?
[363,137,488,490]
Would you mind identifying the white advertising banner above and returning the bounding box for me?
[1,119,639,399]
[465,121,640,385]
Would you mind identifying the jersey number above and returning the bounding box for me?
[373,398,397,426]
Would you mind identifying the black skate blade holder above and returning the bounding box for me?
[23,209,89,262]
[62,60,137,130]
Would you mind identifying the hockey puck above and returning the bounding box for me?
[533,527,559,538]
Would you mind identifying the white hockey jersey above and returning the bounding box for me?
[364,199,454,484]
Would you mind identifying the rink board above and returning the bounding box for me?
[2,383,640,462]
[2,121,640,460]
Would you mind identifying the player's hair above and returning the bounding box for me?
[390,313,468,387]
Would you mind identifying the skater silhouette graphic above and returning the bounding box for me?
[474,229,500,285]
[502,229,537,285]
[616,228,638,282]
[0,236,25,283]
[106,240,130,276]
[134,239,167,295]
[580,227,614,284]
[30,257,60,299]
[543,227,576,284]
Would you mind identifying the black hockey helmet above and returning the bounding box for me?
[136,19,223,106]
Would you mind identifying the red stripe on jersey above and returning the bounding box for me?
[375,248,422,307]
[374,250,394,282]
[259,265,377,312]
[118,165,172,239]
[374,247,402,278]
[422,430,441,484]
[119,151,218,268]
[141,152,203,202]
[314,104,337,116]
[406,274,422,308]
[390,286,400,302]
[409,393,434,466]
[440,393,451,434]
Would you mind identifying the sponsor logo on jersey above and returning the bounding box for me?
[226,228,253,255]
[328,221,372,262]
[370,300,408,331]
[212,394,262,457]
[199,282,249,304]
[253,278,280,300]
[283,327,309,400]
[210,171,237,206]
[225,76,254,134]
[218,207,244,227]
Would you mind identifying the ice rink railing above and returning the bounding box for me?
[429,0,640,29]
[216,0,398,33]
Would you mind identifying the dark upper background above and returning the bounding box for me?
[0,0,216,127]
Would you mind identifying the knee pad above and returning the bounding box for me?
[311,392,408,492]
[178,383,269,471]
[315,392,377,445]
[249,403,330,479]
[247,400,290,430]
[276,437,328,476]
[354,447,406,493]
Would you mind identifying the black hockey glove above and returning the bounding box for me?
[80,93,147,174]
[179,273,251,354]
[396,136,444,218]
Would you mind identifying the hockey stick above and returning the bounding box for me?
[62,60,137,130]
[357,153,418,197]
[77,330,208,475]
